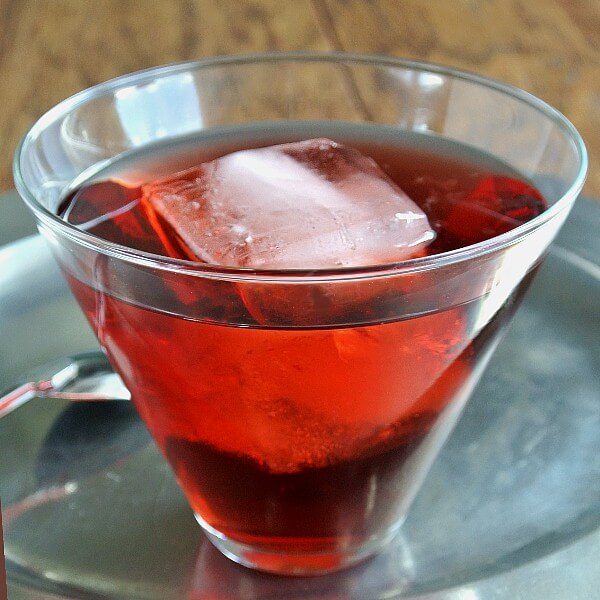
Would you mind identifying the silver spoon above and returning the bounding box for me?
[0,352,130,418]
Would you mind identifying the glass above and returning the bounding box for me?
[13,53,587,575]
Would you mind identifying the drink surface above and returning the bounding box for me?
[60,122,546,263]
[57,123,546,567]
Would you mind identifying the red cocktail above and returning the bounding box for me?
[59,127,545,572]
[14,56,586,574]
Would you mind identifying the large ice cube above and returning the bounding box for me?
[142,138,435,269]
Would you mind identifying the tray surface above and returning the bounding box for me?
[1,191,599,599]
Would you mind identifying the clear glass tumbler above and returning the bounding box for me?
[13,53,586,574]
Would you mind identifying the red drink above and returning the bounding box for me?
[58,123,546,572]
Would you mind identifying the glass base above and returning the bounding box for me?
[195,513,404,576]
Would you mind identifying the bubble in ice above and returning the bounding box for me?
[142,138,435,269]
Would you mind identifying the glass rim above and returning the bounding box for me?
[13,51,588,282]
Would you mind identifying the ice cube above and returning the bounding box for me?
[142,138,435,269]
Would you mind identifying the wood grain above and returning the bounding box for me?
[1,0,598,197]
[0,0,326,192]
[314,0,600,196]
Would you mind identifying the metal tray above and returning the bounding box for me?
[1,191,599,599]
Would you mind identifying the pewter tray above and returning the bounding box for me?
[1,192,598,599]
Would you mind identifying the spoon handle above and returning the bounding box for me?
[0,382,38,418]
[0,380,126,419]
[0,353,131,418]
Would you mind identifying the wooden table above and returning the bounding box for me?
[1,0,598,196]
